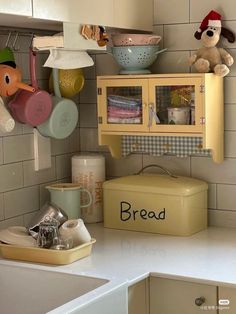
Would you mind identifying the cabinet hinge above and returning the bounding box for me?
[199,84,205,93]
[98,116,103,124]
[200,117,205,125]
[97,88,102,95]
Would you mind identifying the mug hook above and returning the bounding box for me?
[5,31,12,48]
[12,32,20,51]
[29,33,34,49]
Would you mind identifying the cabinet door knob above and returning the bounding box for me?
[195,297,205,306]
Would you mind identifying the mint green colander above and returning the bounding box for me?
[111,45,167,74]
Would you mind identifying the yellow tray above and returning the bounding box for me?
[0,239,96,265]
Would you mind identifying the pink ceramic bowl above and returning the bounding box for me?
[111,33,161,46]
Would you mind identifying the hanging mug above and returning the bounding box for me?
[8,48,53,126]
[37,68,78,139]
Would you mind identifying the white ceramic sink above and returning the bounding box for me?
[0,264,109,314]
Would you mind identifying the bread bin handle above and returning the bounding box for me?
[135,164,178,178]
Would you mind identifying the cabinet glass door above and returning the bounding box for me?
[149,77,204,133]
[98,79,149,132]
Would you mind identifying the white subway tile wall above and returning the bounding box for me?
[78,1,236,228]
[79,103,98,128]
[208,184,217,210]
[0,194,4,221]
[151,51,191,74]
[0,30,80,227]
[0,163,23,193]
[95,53,120,76]
[3,134,34,163]
[154,0,189,24]
[23,159,56,187]
[4,186,39,219]
[217,184,236,211]
[190,1,236,22]
[225,105,236,131]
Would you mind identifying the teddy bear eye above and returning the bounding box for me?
[4,74,10,84]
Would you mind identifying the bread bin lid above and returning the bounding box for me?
[103,174,208,196]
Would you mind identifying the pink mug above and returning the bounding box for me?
[8,48,52,126]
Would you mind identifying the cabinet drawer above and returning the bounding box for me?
[128,279,149,314]
[218,286,236,313]
[150,277,217,314]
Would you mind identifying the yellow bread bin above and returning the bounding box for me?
[103,167,208,236]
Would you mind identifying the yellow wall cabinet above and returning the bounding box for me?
[33,0,153,31]
[97,73,224,163]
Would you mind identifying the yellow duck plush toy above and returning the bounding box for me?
[189,10,235,77]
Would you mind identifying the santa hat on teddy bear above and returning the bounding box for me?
[194,10,235,42]
[197,10,222,34]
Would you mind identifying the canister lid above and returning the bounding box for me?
[103,174,208,196]
[72,154,105,166]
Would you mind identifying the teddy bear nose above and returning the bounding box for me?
[206,30,214,37]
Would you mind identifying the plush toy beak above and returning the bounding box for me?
[15,82,35,93]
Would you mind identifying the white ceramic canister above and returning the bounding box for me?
[167,107,190,125]
[72,154,105,223]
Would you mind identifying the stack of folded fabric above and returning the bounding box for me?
[107,95,142,124]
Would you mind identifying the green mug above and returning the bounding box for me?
[46,183,92,219]
[37,68,78,139]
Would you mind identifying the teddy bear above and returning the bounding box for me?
[189,10,235,77]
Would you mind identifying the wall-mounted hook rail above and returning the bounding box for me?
[0,27,56,50]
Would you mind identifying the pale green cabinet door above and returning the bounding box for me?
[128,279,149,314]
[150,277,217,314]
[33,0,114,26]
[218,286,236,314]
[0,0,32,16]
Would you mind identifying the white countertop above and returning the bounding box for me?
[1,224,236,312]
